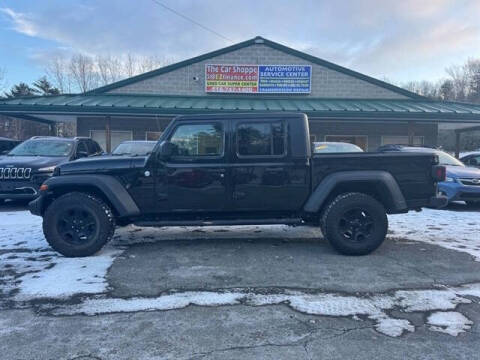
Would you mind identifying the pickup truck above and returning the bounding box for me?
[29,113,447,257]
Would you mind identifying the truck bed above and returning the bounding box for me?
[311,152,438,209]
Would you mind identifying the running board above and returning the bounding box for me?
[134,218,304,227]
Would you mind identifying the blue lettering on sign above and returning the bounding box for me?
[258,65,311,93]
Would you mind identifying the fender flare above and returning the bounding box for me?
[303,170,407,213]
[41,175,140,217]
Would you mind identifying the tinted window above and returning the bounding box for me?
[86,140,99,154]
[466,155,480,165]
[170,123,223,157]
[76,141,88,155]
[237,121,285,157]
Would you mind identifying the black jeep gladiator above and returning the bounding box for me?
[29,113,447,257]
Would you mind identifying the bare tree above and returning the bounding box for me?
[69,53,99,93]
[95,55,123,86]
[446,64,469,101]
[45,55,72,93]
[44,52,175,93]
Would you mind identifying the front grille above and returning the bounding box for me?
[0,167,32,180]
[459,178,480,186]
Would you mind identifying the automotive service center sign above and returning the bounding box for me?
[205,64,311,94]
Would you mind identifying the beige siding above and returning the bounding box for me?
[108,44,407,99]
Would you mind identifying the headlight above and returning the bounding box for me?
[37,166,56,173]
[444,177,455,182]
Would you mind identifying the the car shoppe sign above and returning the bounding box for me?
[205,64,311,94]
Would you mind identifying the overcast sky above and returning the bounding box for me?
[0,0,479,90]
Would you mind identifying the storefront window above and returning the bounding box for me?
[90,130,132,152]
[382,136,424,146]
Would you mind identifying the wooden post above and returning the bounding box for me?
[407,121,415,146]
[455,131,461,159]
[105,116,111,153]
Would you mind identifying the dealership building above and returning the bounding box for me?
[1,36,480,153]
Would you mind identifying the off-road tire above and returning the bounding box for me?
[43,192,115,257]
[321,192,388,255]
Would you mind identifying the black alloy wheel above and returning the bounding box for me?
[321,192,388,255]
[338,208,375,243]
[57,207,98,245]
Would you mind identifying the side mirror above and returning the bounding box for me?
[157,141,177,160]
[470,158,478,166]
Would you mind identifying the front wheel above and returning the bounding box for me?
[43,192,115,257]
[321,192,388,255]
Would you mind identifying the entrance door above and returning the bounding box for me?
[156,121,228,212]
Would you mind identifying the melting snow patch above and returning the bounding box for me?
[0,210,125,300]
[427,311,473,336]
[16,247,123,300]
[49,283,480,338]
[388,208,480,261]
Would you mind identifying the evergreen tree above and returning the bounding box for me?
[439,80,455,101]
[4,82,38,98]
[32,76,60,95]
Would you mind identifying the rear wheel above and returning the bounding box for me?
[43,192,115,257]
[321,192,388,255]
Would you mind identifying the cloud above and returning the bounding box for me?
[0,7,38,36]
[1,0,480,83]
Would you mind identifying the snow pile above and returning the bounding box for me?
[388,208,480,261]
[427,311,473,336]
[50,282,480,338]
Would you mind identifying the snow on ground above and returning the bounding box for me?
[387,207,480,261]
[0,211,123,300]
[49,282,480,338]
[428,311,474,336]
[1,206,480,338]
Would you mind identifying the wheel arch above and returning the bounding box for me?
[38,175,140,218]
[304,171,407,214]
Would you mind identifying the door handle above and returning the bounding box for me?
[219,173,225,178]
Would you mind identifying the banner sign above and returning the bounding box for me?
[205,64,311,94]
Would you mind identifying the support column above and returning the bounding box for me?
[455,131,461,159]
[49,123,56,136]
[407,121,415,146]
[105,116,111,153]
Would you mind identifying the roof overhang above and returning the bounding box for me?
[1,94,480,124]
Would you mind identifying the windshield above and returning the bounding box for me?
[9,139,73,157]
[436,151,465,166]
[112,142,156,156]
[313,142,363,153]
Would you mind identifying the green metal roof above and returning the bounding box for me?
[1,94,480,122]
[85,36,423,100]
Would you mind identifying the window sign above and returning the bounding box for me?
[205,64,311,94]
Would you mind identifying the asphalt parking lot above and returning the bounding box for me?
[1,201,480,360]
